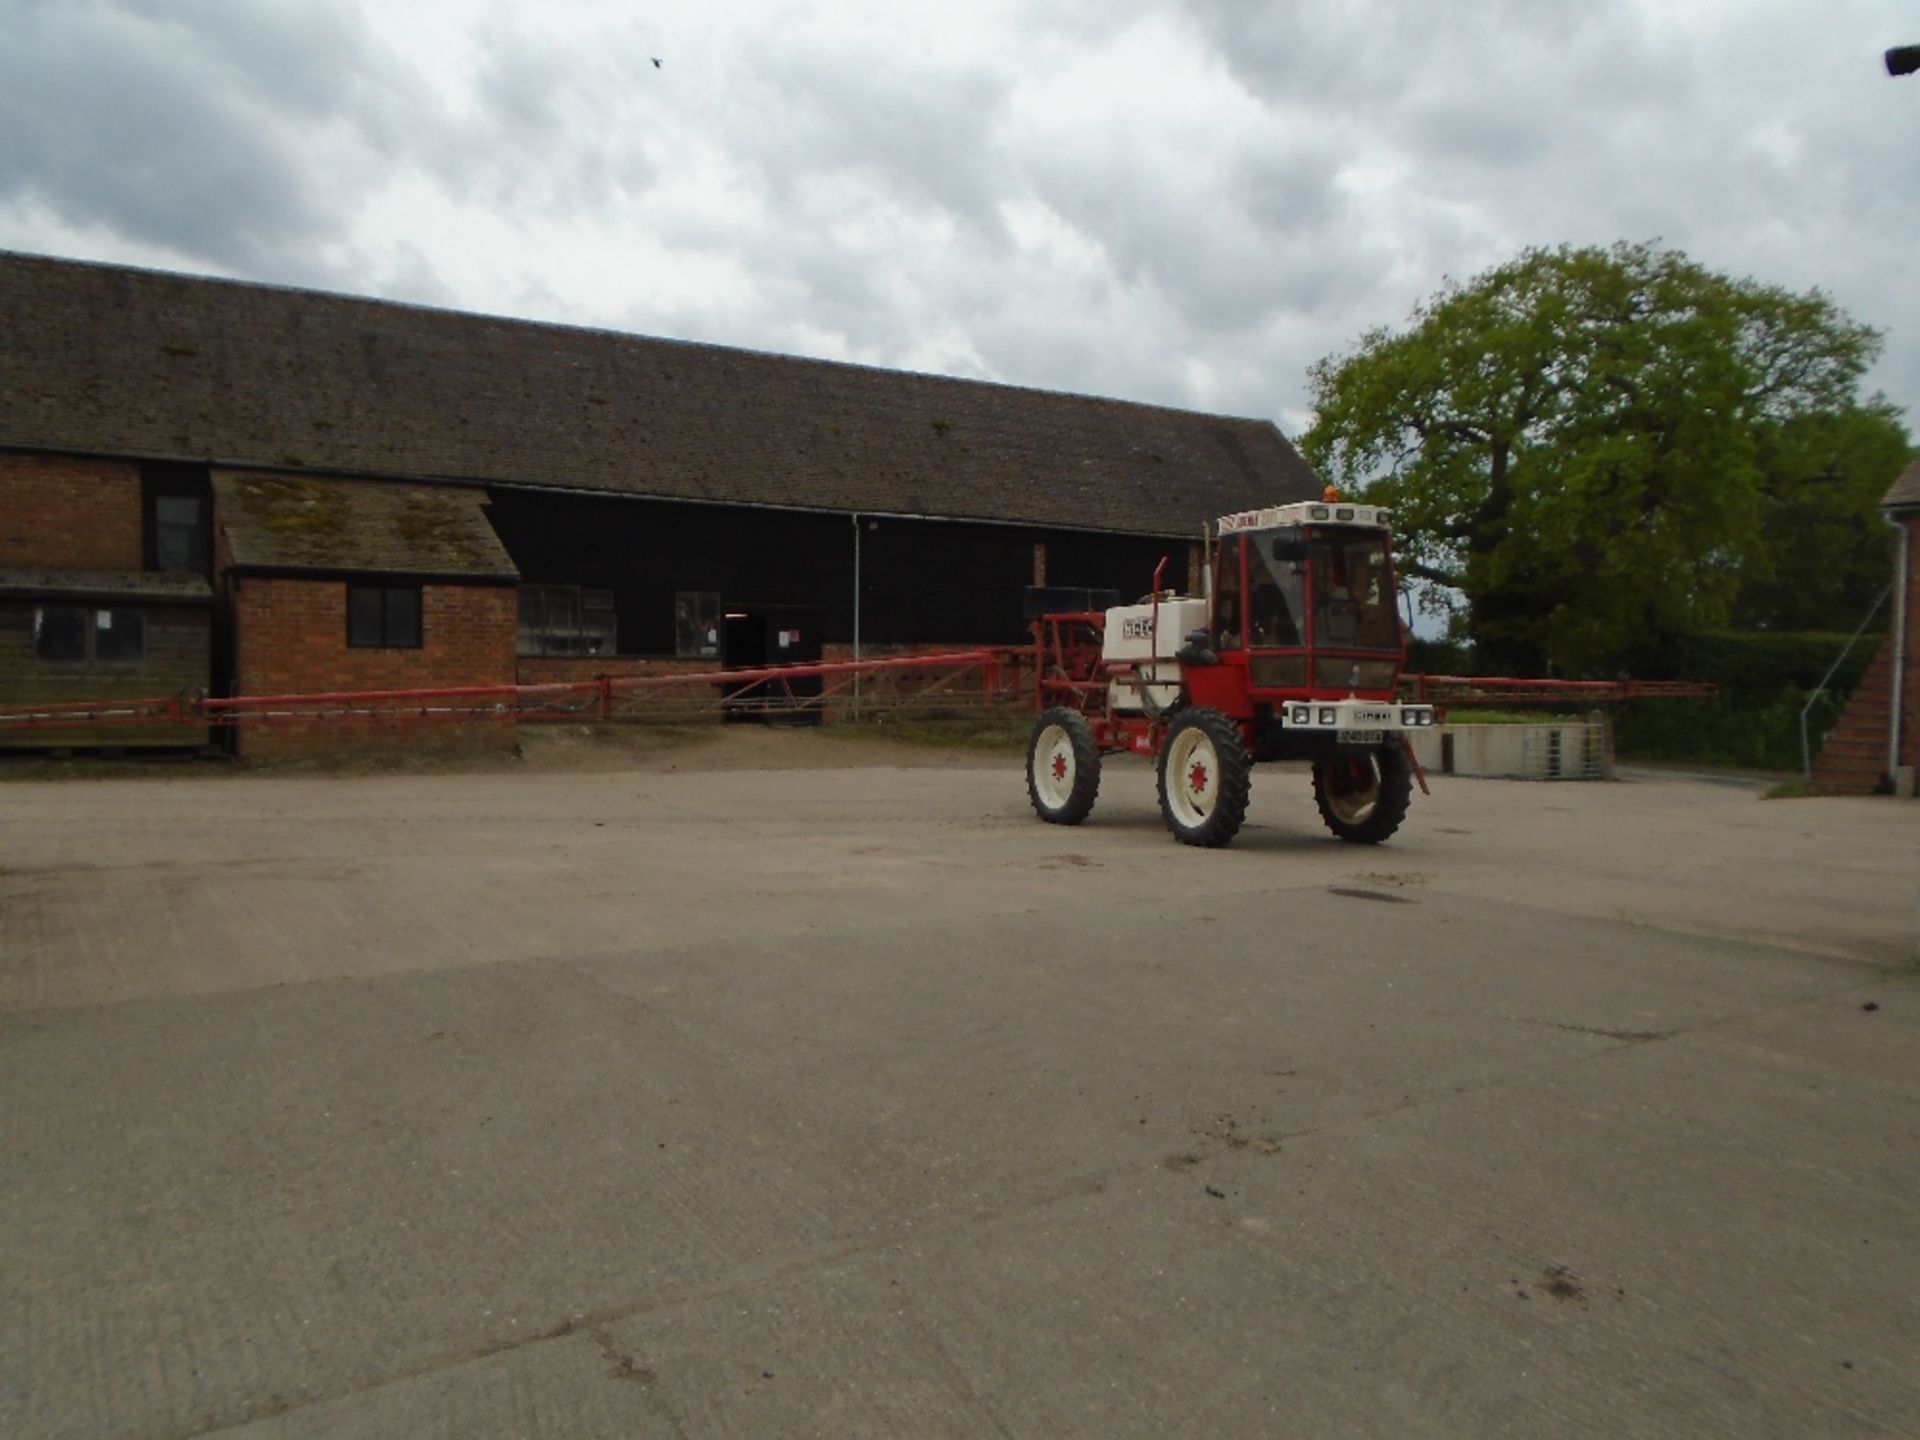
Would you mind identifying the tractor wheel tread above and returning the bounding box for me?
[1156,706,1252,848]
[1027,707,1102,825]
[1312,743,1414,844]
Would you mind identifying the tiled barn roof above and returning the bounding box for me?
[213,472,518,579]
[0,251,1320,539]
[1887,457,1920,511]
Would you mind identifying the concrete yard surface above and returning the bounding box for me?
[2,732,1917,1439]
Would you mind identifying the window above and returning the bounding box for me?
[33,606,146,667]
[153,495,209,574]
[142,463,212,576]
[348,585,422,648]
[94,609,147,666]
[1248,527,1307,648]
[1212,537,1242,651]
[33,606,88,663]
[517,585,616,657]
[674,592,721,658]
[1309,530,1400,651]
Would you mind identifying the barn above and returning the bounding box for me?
[0,250,1322,753]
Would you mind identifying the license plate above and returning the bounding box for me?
[1337,729,1383,745]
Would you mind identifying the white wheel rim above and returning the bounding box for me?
[1166,728,1218,829]
[1033,724,1076,808]
[1327,757,1381,824]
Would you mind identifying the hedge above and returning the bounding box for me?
[1402,630,1886,770]
[1612,629,1885,771]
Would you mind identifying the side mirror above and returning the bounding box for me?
[1270,535,1309,564]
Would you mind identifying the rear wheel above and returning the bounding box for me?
[1027,708,1101,824]
[1157,707,1252,847]
[1312,744,1413,844]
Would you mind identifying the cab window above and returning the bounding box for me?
[1213,537,1242,650]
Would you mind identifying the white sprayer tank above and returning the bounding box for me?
[1100,597,1207,713]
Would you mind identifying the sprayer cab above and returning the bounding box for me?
[1208,500,1404,695]
[1026,495,1436,850]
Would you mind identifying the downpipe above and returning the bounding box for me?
[852,513,862,722]
[1885,511,1909,787]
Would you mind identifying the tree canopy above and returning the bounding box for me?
[1300,241,1909,674]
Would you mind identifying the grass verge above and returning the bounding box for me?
[1761,778,1820,800]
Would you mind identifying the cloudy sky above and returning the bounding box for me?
[2,0,1915,437]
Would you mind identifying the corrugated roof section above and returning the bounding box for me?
[213,471,519,579]
[0,251,1320,538]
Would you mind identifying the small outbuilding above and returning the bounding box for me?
[212,473,520,755]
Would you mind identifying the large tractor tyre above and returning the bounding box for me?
[1157,707,1253,848]
[1312,743,1414,845]
[1027,708,1102,825]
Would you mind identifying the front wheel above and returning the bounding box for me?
[1157,707,1252,847]
[1312,744,1413,844]
[1027,708,1101,824]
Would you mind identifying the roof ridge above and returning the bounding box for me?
[0,248,1281,431]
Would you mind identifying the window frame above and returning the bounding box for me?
[32,604,148,669]
[517,583,617,658]
[346,584,424,650]
[91,607,149,667]
[141,464,213,576]
[150,494,211,575]
[32,604,91,666]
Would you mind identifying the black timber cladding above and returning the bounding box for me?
[0,582,211,748]
[0,251,1321,538]
[486,491,1184,650]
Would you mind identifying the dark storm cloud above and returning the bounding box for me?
[1,0,1911,431]
[0,3,323,270]
[0,0,431,284]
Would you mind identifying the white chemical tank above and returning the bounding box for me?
[1101,598,1206,714]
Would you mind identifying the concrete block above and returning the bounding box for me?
[1437,721,1609,781]
[1406,727,1443,771]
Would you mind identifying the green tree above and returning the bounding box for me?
[1734,400,1910,632]
[1301,241,1901,674]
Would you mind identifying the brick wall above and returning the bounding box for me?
[231,577,516,756]
[1813,512,1920,793]
[0,451,143,570]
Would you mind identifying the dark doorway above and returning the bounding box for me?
[721,604,825,724]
